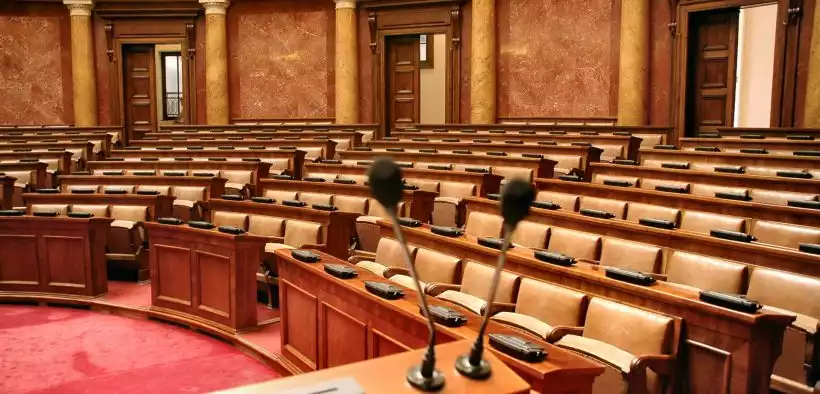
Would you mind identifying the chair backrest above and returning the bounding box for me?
[172,186,206,201]
[439,181,477,199]
[5,170,33,184]
[751,220,820,249]
[625,202,680,225]
[516,278,588,327]
[414,248,462,284]
[367,200,405,218]
[334,195,369,214]
[493,166,533,181]
[298,192,333,206]
[406,178,440,193]
[511,220,550,249]
[137,185,171,195]
[301,147,324,159]
[375,237,417,267]
[592,174,639,187]
[547,227,601,260]
[679,210,746,234]
[599,238,662,273]
[110,205,148,222]
[103,185,135,194]
[265,190,298,202]
[579,196,628,219]
[691,183,748,199]
[31,204,69,215]
[665,251,747,293]
[583,298,675,357]
[307,172,338,182]
[639,178,690,193]
[689,162,722,172]
[548,154,582,170]
[750,189,817,206]
[746,166,804,177]
[71,204,110,217]
[460,261,521,304]
[66,184,99,193]
[267,158,291,173]
[213,211,249,229]
[536,190,579,211]
[283,219,323,247]
[221,170,252,185]
[747,268,820,319]
[248,214,286,237]
[464,211,503,239]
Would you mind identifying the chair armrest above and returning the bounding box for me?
[631,354,675,376]
[576,258,599,265]
[650,273,668,281]
[481,302,517,316]
[426,283,461,297]
[266,236,285,244]
[300,243,326,252]
[383,266,410,278]
[546,326,584,343]
[348,250,377,263]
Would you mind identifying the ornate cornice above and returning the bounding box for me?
[64,0,94,17]
[335,0,356,9]
[199,0,229,15]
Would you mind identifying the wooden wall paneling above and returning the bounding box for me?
[319,302,369,369]
[194,250,232,319]
[153,244,193,307]
[369,328,412,359]
[0,233,40,291]
[41,234,87,290]
[686,340,733,394]
[281,279,319,372]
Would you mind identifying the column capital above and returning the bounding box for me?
[200,0,230,15]
[335,0,356,10]
[63,0,94,17]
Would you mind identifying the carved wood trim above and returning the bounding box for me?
[186,22,196,58]
[368,11,378,54]
[686,340,732,394]
[105,23,115,62]
[450,5,461,47]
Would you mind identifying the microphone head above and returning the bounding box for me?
[367,156,404,209]
[500,179,536,226]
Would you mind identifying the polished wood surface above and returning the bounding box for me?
[0,142,96,162]
[0,177,13,210]
[23,193,176,220]
[207,199,358,259]
[59,175,227,200]
[0,216,112,297]
[716,127,820,138]
[145,222,267,332]
[465,197,820,278]
[104,151,300,180]
[0,133,113,155]
[275,250,604,393]
[638,149,820,169]
[129,139,337,159]
[86,160,277,185]
[136,130,361,148]
[220,340,530,394]
[534,177,820,228]
[0,151,74,174]
[373,220,794,394]
[680,137,820,152]
[257,178,436,223]
[123,45,158,138]
[404,123,672,139]
[160,123,379,132]
[0,162,49,191]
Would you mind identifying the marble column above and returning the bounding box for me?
[616,0,650,126]
[64,0,98,126]
[804,0,820,127]
[335,0,359,124]
[200,0,230,125]
[470,0,496,124]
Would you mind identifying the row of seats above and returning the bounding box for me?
[640,158,818,179]
[118,145,329,160]
[90,169,252,195]
[398,126,664,148]
[331,157,542,181]
[211,210,324,254]
[262,189,398,219]
[61,184,208,221]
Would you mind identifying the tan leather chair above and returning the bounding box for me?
[639,178,691,193]
[107,205,148,262]
[536,190,579,211]
[249,215,286,237]
[597,238,662,273]
[406,178,440,193]
[593,174,639,187]
[493,166,533,182]
[354,216,381,252]
[221,170,252,196]
[350,237,417,277]
[547,227,601,260]
[172,186,206,221]
[599,144,627,162]
[664,251,747,293]
[464,211,503,239]
[388,248,462,293]
[298,192,333,206]
[307,172,338,182]
[212,211,249,229]
[746,166,805,177]
[436,261,521,315]
[691,183,748,199]
[625,202,680,226]
[633,134,663,148]
[555,298,677,394]
[549,155,583,174]
[492,279,588,341]
[750,189,818,206]
[265,219,323,253]
[6,170,33,207]
[679,210,747,235]
[66,184,99,194]
[334,195,369,214]
[70,204,110,218]
[265,189,298,202]
[434,182,477,227]
[136,185,171,196]
[30,204,69,216]
[751,221,820,250]
[103,185,135,194]
[262,158,290,175]
[511,220,550,249]
[301,147,324,160]
[579,196,628,219]
[367,199,405,218]
[747,268,820,393]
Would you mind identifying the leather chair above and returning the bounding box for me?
[746,166,806,177]
[464,211,503,239]
[750,189,818,206]
[664,251,747,293]
[679,210,747,235]
[6,170,33,208]
[599,144,627,162]
[265,190,298,202]
[639,178,691,193]
[30,204,69,216]
[549,155,583,175]
[307,172,338,182]
[593,238,663,274]
[536,190,579,211]
[388,248,462,294]
[511,220,550,249]
[747,268,820,393]
[433,181,477,227]
[354,216,382,252]
[212,211,249,229]
[555,298,678,394]
[492,278,588,342]
[334,195,369,214]
[691,184,749,199]
[301,147,324,160]
[436,261,521,315]
[221,170,252,196]
[593,174,640,187]
[107,205,149,265]
[136,185,171,196]
[625,202,680,226]
[547,227,602,260]
[266,158,291,176]
[70,204,110,218]
[249,215,288,307]
[298,192,333,206]
[406,178,440,193]
[493,166,533,182]
[579,196,628,219]
[249,215,286,238]
[751,220,820,250]
[632,134,663,149]
[265,219,324,253]
[350,237,417,277]
[367,199,405,218]
[172,186,206,221]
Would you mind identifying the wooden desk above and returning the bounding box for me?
[0,151,73,175]
[716,127,820,138]
[0,133,113,156]
[680,137,820,153]
[257,178,437,222]
[0,141,96,162]
[220,340,530,394]
[23,193,176,220]
[0,216,112,297]
[141,131,362,149]
[373,220,795,394]
[0,176,14,210]
[145,222,267,332]
[638,149,820,169]
[59,175,228,200]
[275,250,604,393]
[160,123,379,133]
[0,125,123,145]
[104,151,300,179]
[87,160,277,187]
[130,139,337,160]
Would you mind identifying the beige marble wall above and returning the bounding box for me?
[617,0,649,125]
[804,0,820,127]
[470,0,496,123]
[335,1,358,123]
[202,0,230,124]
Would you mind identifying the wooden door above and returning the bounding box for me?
[686,9,740,136]
[386,36,421,131]
[123,45,157,141]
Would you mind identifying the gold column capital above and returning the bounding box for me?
[63,0,94,17]
[335,0,356,9]
[199,0,230,15]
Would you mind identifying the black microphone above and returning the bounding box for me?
[455,179,535,379]
[367,157,445,391]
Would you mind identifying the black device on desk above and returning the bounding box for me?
[488,334,547,363]
[188,221,215,230]
[292,250,321,263]
[364,281,405,300]
[605,267,656,286]
[534,251,576,267]
[218,226,245,235]
[324,264,358,279]
[711,229,756,243]
[431,226,463,237]
[158,217,184,225]
[478,237,514,250]
[398,217,422,227]
[425,305,467,327]
[699,291,761,313]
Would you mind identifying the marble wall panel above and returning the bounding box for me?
[650,0,673,126]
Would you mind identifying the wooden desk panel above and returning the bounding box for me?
[87,160,277,187]
[0,142,95,162]
[0,151,73,175]
[23,193,176,220]
[59,175,228,200]
[716,127,820,138]
[0,216,111,297]
[638,149,820,169]
[141,131,361,149]
[0,176,13,210]
[0,133,113,156]
[145,223,267,332]
[160,123,378,132]
[275,250,604,393]
[372,220,794,394]
[680,137,820,153]
[104,151,299,180]
[130,139,337,159]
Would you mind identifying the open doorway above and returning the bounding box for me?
[156,45,184,126]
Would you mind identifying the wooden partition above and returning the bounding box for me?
[0,177,13,210]
[87,160,278,186]
[275,250,604,393]
[59,175,228,200]
[0,125,123,145]
[23,193,176,220]
[161,123,378,132]
[372,220,793,394]
[0,162,49,191]
[129,139,337,159]
[716,127,820,138]
[0,151,73,175]
[0,133,113,156]
[638,149,820,170]
[139,131,361,150]
[105,151,301,179]
[146,223,267,332]
[680,137,820,153]
[0,216,112,297]
[0,142,96,163]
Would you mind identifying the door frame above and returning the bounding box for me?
[383,31,439,131]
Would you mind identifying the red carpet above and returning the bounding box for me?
[0,305,279,394]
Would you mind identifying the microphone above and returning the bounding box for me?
[455,179,535,379]
[367,157,445,391]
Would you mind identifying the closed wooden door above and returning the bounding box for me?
[386,36,421,130]
[123,45,157,141]
[686,9,740,136]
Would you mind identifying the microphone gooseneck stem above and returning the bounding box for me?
[469,221,515,365]
[386,207,437,377]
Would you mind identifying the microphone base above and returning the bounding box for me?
[406,365,445,391]
[454,354,492,380]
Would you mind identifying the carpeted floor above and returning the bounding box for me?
[0,305,280,394]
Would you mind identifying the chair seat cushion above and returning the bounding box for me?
[173,199,196,208]
[437,290,486,315]
[356,215,382,224]
[389,274,428,292]
[355,261,389,277]
[434,196,461,205]
[555,335,635,373]
[111,220,136,230]
[265,243,295,253]
[492,312,554,341]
